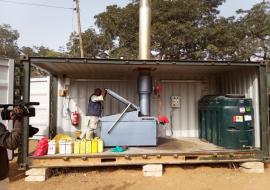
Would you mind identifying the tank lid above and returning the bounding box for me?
[225,94,245,98]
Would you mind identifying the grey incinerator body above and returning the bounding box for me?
[100,89,157,147]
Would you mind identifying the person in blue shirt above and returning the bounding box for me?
[80,88,107,140]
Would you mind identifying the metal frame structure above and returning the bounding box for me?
[17,57,270,168]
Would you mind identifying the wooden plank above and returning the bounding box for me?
[29,138,258,159]
[29,153,260,168]
[27,138,261,168]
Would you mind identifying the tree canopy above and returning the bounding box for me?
[67,0,269,61]
[0,24,63,59]
[236,1,270,60]
[20,45,63,57]
[0,24,19,58]
[1,1,269,61]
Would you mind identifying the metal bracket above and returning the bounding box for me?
[107,103,131,134]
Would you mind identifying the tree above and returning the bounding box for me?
[21,45,63,57]
[66,29,112,58]
[95,3,139,59]
[236,1,270,60]
[0,24,19,58]
[205,17,246,60]
[20,46,36,56]
[20,46,63,77]
[151,0,225,60]
[69,0,269,61]
[94,0,226,59]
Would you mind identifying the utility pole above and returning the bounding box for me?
[74,0,84,58]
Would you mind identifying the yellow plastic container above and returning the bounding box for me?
[91,138,98,153]
[74,130,81,139]
[86,140,92,154]
[74,140,80,154]
[97,138,104,153]
[80,140,86,154]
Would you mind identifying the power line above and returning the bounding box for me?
[0,0,74,10]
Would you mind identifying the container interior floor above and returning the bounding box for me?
[30,137,233,158]
[101,137,226,155]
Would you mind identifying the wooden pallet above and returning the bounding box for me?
[28,138,260,168]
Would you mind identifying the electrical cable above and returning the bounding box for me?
[62,96,71,119]
[0,0,74,10]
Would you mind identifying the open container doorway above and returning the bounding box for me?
[29,58,261,154]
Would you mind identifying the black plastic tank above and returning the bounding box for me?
[199,94,255,149]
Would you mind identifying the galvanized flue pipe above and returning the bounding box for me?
[139,0,151,60]
[138,0,152,116]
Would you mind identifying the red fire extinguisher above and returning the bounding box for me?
[72,111,79,127]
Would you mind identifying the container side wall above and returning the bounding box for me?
[220,68,260,147]
[0,58,14,160]
[29,77,50,138]
[57,75,217,138]
[57,80,138,137]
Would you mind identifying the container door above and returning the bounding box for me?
[0,58,14,160]
[29,77,50,139]
[262,62,270,156]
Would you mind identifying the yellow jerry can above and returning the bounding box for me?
[86,140,92,154]
[74,140,80,154]
[80,140,86,154]
[97,138,104,153]
[91,138,98,153]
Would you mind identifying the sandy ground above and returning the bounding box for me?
[7,160,270,190]
[6,140,270,190]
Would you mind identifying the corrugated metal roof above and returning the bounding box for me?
[28,57,262,79]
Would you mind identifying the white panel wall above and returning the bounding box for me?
[0,58,14,126]
[56,67,260,143]
[219,68,260,147]
[57,78,207,138]
[0,58,14,160]
[155,81,203,137]
[57,79,138,137]
[29,77,50,138]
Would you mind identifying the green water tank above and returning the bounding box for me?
[199,94,255,149]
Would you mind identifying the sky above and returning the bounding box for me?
[0,0,264,51]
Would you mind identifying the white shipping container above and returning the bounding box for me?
[29,77,50,138]
[0,57,14,160]
[22,58,268,168]
[54,66,260,147]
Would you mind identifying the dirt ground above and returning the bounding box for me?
[7,160,270,190]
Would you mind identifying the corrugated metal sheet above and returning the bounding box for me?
[57,79,138,136]
[157,81,203,137]
[219,68,260,147]
[56,67,260,146]
[0,58,14,124]
[57,78,210,138]
[0,58,14,160]
[32,59,259,79]
[29,77,50,138]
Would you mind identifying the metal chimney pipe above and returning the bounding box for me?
[138,69,152,116]
[137,0,152,116]
[139,0,151,60]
